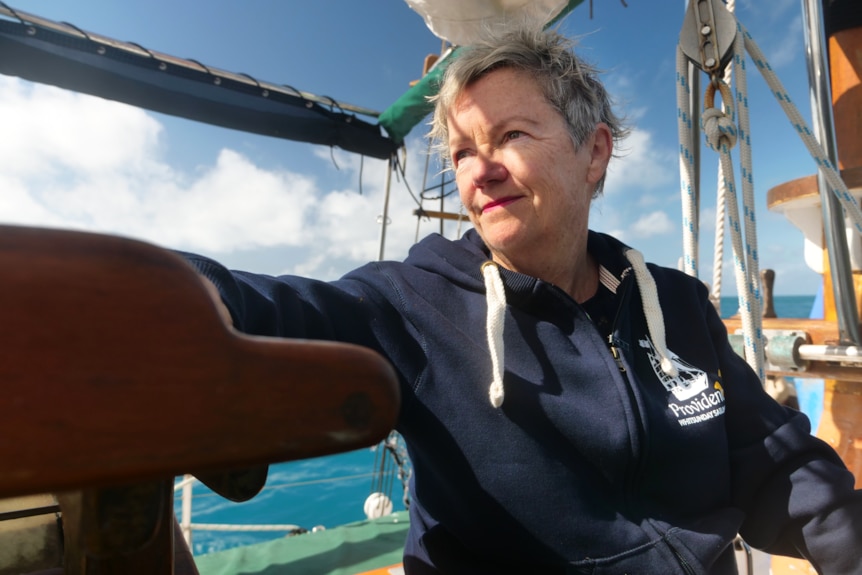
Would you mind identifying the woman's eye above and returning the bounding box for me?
[452,150,471,166]
[506,131,524,141]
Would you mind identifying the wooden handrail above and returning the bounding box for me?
[0,224,400,574]
[0,224,399,496]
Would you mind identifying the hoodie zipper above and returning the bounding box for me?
[605,276,650,509]
[670,545,697,575]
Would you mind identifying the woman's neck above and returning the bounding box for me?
[492,249,598,303]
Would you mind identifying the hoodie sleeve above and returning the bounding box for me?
[177,251,427,397]
[708,302,862,572]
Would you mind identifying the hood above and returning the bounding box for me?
[405,229,679,408]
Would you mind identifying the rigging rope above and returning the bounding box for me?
[676,46,699,279]
[677,26,765,380]
[740,23,862,234]
[711,0,735,303]
[677,18,765,381]
[677,40,768,381]
[678,14,862,382]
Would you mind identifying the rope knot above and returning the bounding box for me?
[702,78,737,152]
[702,107,737,151]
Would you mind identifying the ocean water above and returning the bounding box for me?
[177,447,407,555]
[718,294,817,320]
[179,294,818,556]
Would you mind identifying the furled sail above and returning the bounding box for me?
[405,0,574,46]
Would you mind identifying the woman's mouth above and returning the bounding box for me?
[482,196,521,213]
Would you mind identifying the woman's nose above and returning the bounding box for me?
[471,152,508,189]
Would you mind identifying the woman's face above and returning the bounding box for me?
[447,67,610,274]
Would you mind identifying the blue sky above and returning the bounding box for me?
[4,1,826,295]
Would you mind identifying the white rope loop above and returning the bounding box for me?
[676,12,862,381]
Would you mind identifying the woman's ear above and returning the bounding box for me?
[586,123,613,185]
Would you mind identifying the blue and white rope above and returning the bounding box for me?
[712,27,736,305]
[677,22,765,380]
[678,17,862,382]
[732,26,765,381]
[676,45,699,278]
[740,23,862,234]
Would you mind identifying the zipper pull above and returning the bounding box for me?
[608,336,627,373]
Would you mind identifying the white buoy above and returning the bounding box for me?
[363,492,394,519]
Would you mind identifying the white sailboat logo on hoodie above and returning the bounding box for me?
[639,338,709,401]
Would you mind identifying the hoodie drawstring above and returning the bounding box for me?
[482,262,506,408]
[481,250,677,409]
[625,249,679,377]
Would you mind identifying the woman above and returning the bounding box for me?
[189,26,862,574]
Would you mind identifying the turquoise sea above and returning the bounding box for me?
[718,294,819,322]
[179,294,819,556]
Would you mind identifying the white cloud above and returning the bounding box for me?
[0,76,452,280]
[603,128,676,195]
[5,73,811,297]
[589,127,678,244]
[765,15,803,69]
[739,0,797,23]
[606,228,628,242]
[277,145,458,278]
[0,77,163,178]
[150,149,319,252]
[630,210,674,238]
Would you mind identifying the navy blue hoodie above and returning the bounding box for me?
[185,229,862,574]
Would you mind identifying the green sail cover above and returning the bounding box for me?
[377,50,456,146]
[194,513,410,575]
[378,0,586,145]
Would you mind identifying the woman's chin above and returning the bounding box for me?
[482,234,533,264]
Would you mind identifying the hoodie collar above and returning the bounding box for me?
[463,229,678,408]
[460,228,634,301]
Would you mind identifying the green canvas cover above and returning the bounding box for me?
[377,50,456,146]
[195,513,410,575]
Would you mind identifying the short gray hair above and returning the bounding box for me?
[428,25,628,195]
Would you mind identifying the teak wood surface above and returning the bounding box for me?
[0,224,400,498]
